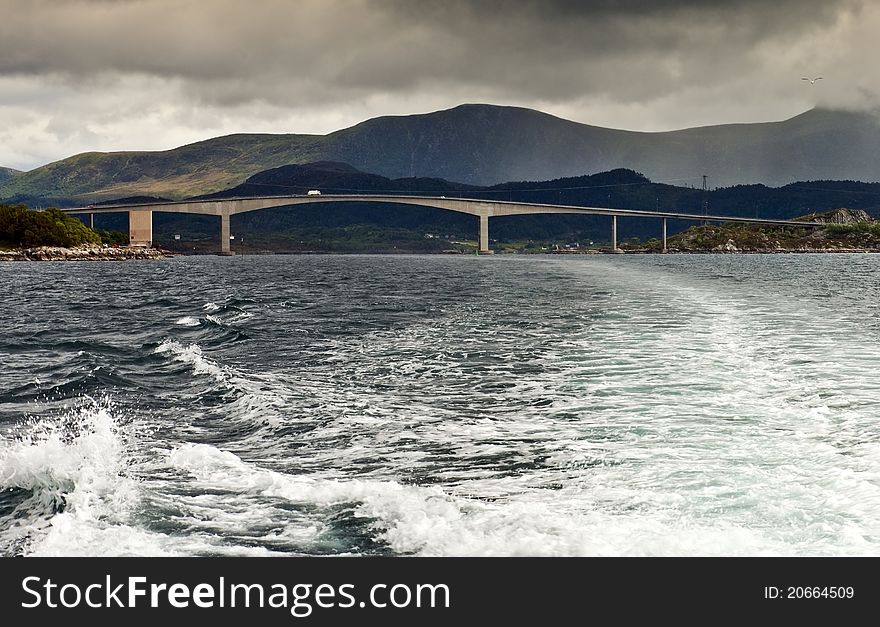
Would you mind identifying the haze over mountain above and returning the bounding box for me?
[2,104,880,204]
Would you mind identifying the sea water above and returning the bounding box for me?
[1,254,879,556]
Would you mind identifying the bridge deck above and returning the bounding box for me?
[63,194,825,228]
[61,194,828,253]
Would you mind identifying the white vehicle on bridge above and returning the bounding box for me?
[307,190,322,196]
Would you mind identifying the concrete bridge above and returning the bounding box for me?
[64,194,825,254]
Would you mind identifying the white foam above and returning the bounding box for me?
[153,339,226,381]
[0,403,120,515]
[165,443,809,556]
[225,311,253,324]
[0,398,168,556]
[174,316,200,327]
[203,302,221,312]
[29,513,173,557]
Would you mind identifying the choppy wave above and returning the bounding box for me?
[0,397,171,556]
[154,339,227,381]
[149,339,302,442]
[163,442,880,556]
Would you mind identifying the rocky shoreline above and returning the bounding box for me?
[0,245,170,261]
[630,208,880,254]
[664,239,880,254]
[586,246,879,255]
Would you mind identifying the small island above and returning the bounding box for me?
[0,203,166,261]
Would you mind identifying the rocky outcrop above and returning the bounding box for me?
[711,239,740,253]
[0,245,169,261]
[656,206,880,254]
[799,207,873,224]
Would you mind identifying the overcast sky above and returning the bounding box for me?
[1,0,878,170]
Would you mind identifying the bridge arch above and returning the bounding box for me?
[64,194,824,255]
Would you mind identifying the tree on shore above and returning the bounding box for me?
[0,204,104,248]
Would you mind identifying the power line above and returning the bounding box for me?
[76,169,880,204]
[225,175,705,196]
[783,185,880,196]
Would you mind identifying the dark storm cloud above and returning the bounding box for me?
[1,0,877,170]
[0,0,865,107]
[374,0,862,100]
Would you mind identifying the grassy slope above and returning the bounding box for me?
[0,134,325,202]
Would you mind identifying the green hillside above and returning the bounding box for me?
[0,167,20,185]
[0,134,325,203]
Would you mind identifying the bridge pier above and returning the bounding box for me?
[129,210,153,247]
[611,215,618,252]
[479,214,491,254]
[220,212,233,255]
[662,218,668,253]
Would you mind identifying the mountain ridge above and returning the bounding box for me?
[3,104,880,203]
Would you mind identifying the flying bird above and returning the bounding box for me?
[801,77,823,84]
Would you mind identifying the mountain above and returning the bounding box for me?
[199,161,475,199]
[213,161,880,222]
[0,167,20,185]
[3,104,880,203]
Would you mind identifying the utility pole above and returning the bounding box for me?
[702,175,708,215]
[702,174,708,225]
